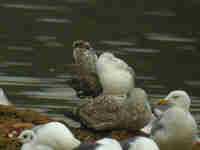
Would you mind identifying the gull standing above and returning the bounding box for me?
[151,90,198,150]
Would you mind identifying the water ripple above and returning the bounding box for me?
[1,3,69,11]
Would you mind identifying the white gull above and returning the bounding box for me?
[151,90,198,150]
[19,122,81,150]
[96,52,135,96]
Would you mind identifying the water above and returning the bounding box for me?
[0,0,200,132]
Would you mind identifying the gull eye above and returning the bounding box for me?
[30,135,33,140]
[173,95,179,99]
[85,43,90,49]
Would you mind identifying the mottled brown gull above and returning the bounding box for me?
[73,40,98,74]
[68,40,102,98]
[78,88,152,131]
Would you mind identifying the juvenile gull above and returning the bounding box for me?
[151,90,198,150]
[78,88,152,131]
[73,40,98,74]
[19,122,81,150]
[96,52,135,96]
[120,136,160,150]
[67,40,102,98]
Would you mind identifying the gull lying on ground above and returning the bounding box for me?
[74,138,123,150]
[96,52,135,96]
[18,122,81,150]
[19,122,124,150]
[120,136,160,150]
[96,138,122,150]
[151,90,198,150]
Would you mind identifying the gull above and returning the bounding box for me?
[96,52,135,96]
[151,90,198,150]
[19,122,81,150]
[68,40,102,98]
[74,138,122,150]
[78,88,153,131]
[72,40,98,74]
[19,124,123,150]
[120,136,160,150]
[96,138,123,150]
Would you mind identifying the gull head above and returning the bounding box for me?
[18,130,35,144]
[73,40,91,50]
[72,40,97,73]
[157,90,191,110]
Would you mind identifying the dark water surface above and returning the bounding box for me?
[1,0,200,132]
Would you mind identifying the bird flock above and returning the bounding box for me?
[2,40,200,150]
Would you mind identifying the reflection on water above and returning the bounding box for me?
[0,0,200,132]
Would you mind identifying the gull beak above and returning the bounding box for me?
[139,130,152,137]
[195,138,200,145]
[156,99,168,105]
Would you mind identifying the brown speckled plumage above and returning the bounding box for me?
[67,40,102,98]
[78,88,153,131]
